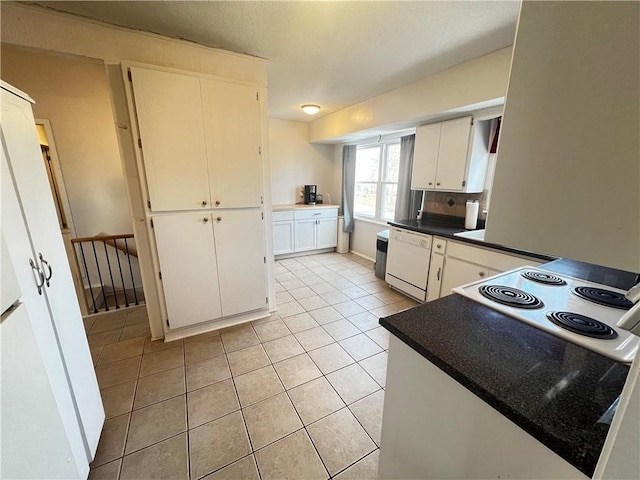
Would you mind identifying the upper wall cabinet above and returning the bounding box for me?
[131,67,263,211]
[411,116,490,193]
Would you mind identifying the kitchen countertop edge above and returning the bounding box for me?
[273,204,339,211]
[388,218,555,262]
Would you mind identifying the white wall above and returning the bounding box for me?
[1,45,131,238]
[269,119,336,205]
[486,1,640,271]
[309,47,512,143]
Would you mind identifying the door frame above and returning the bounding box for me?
[35,118,76,236]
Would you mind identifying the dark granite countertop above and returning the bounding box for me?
[379,259,634,477]
[388,213,555,262]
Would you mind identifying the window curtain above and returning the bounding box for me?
[341,145,357,233]
[394,134,422,221]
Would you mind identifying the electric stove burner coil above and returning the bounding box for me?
[546,311,618,339]
[521,271,567,286]
[478,285,544,309]
[573,286,633,310]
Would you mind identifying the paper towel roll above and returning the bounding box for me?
[465,201,479,230]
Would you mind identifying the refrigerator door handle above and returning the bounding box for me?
[38,253,53,287]
[29,258,45,295]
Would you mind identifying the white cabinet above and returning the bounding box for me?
[294,218,317,252]
[129,67,210,211]
[411,116,490,193]
[426,237,447,302]
[131,66,263,211]
[126,64,269,333]
[439,240,542,297]
[201,79,263,209]
[214,209,268,316]
[152,213,222,329]
[317,217,339,249]
[440,257,494,297]
[153,210,266,328]
[273,207,338,257]
[272,211,294,255]
[1,83,103,477]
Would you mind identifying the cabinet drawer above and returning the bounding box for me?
[294,208,338,220]
[273,210,294,221]
[433,237,447,254]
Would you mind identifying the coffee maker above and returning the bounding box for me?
[304,185,317,205]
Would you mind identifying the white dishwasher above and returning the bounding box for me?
[385,227,432,301]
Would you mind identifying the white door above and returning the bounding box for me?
[411,123,440,189]
[426,253,445,302]
[153,213,222,328]
[273,221,295,255]
[435,117,472,191]
[201,79,263,209]
[213,209,267,316]
[130,67,210,211]
[1,88,104,459]
[440,257,490,297]
[316,218,338,249]
[295,219,317,252]
[2,148,89,476]
[1,304,85,479]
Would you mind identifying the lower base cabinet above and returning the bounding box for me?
[439,240,542,297]
[273,207,338,256]
[153,209,267,329]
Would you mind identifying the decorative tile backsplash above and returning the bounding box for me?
[421,190,489,219]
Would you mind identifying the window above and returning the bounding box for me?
[354,141,400,221]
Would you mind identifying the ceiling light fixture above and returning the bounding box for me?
[301,104,321,115]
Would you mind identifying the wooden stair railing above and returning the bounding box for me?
[70,233,141,314]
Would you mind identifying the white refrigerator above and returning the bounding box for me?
[1,81,104,478]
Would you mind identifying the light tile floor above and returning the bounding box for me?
[85,252,418,480]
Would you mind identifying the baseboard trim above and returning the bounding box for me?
[349,250,375,263]
[163,308,270,342]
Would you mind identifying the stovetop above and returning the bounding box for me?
[453,266,639,363]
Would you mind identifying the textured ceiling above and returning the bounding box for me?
[32,1,520,122]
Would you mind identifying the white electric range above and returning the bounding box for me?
[453,266,639,363]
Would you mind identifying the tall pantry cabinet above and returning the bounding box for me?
[126,64,268,335]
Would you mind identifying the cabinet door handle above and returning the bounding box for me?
[428,182,433,186]
[217,217,222,222]
[38,253,53,287]
[203,217,209,223]
[437,267,441,281]
[436,182,441,186]
[313,212,321,216]
[29,258,45,295]
[479,271,485,277]
[215,200,221,206]
[202,200,208,207]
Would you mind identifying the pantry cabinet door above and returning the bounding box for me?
[435,116,472,191]
[130,67,210,211]
[411,123,440,189]
[201,79,263,209]
[213,209,267,316]
[153,213,222,328]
